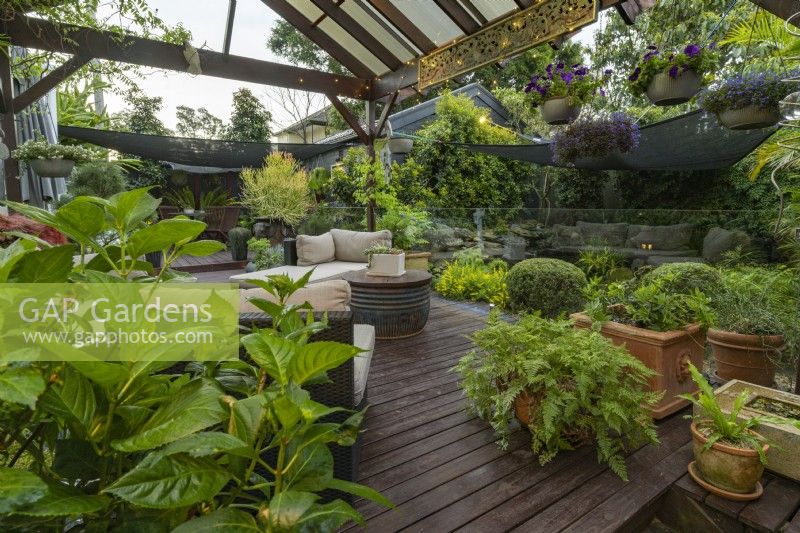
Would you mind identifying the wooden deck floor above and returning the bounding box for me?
[173,249,249,273]
[352,296,800,532]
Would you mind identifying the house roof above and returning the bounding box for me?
[314,82,516,145]
[275,106,331,136]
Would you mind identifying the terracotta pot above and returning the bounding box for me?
[513,390,593,447]
[717,105,781,130]
[29,158,75,177]
[571,313,705,419]
[691,422,767,494]
[646,70,702,106]
[405,251,430,271]
[540,97,581,125]
[708,328,783,386]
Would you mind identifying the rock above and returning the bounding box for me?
[453,227,476,241]
[443,237,464,250]
[425,223,456,251]
[509,222,540,238]
[482,241,505,257]
[702,227,752,263]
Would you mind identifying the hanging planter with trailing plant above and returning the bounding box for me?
[628,44,718,106]
[550,113,640,167]
[525,63,609,125]
[12,137,96,177]
[700,71,791,130]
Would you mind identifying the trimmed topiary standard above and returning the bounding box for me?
[228,226,251,261]
[506,258,587,317]
[641,262,723,298]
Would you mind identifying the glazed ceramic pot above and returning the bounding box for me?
[717,105,781,130]
[540,97,581,125]
[646,70,702,106]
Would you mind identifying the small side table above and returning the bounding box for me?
[342,270,432,339]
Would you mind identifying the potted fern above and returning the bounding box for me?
[12,137,95,177]
[525,63,609,125]
[364,243,405,277]
[456,312,660,480]
[573,269,715,418]
[164,186,197,215]
[681,363,777,499]
[700,71,791,130]
[628,44,717,106]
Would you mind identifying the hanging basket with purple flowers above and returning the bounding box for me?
[628,44,718,106]
[525,63,610,125]
[551,113,640,166]
[699,71,791,130]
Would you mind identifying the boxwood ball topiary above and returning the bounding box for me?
[506,258,588,317]
[641,262,723,297]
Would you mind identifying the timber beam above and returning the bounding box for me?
[5,15,371,100]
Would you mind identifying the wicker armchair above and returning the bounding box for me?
[239,310,365,501]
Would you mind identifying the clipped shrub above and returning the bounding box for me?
[228,226,251,261]
[249,238,283,270]
[506,258,587,317]
[641,262,723,297]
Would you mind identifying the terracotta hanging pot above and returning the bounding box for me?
[717,105,782,130]
[708,328,783,386]
[29,158,75,178]
[646,70,702,106]
[540,97,581,125]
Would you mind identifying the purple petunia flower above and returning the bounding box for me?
[684,44,700,57]
[599,88,606,97]
[561,72,574,84]
[668,65,679,78]
[604,69,613,76]
[629,67,641,81]
[556,62,565,71]
[575,67,588,76]
[643,50,659,61]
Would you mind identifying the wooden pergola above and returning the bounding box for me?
[1,0,654,226]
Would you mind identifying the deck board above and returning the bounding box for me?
[353,295,712,532]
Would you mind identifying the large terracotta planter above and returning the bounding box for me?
[646,70,702,106]
[691,422,767,495]
[717,105,781,130]
[540,97,581,125]
[708,328,783,386]
[513,389,592,447]
[30,158,75,177]
[404,251,430,271]
[571,313,705,419]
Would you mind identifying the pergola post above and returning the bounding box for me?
[0,46,22,202]
[365,99,377,231]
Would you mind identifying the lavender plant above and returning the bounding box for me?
[550,113,640,165]
[524,63,610,106]
[699,71,793,114]
[628,44,718,97]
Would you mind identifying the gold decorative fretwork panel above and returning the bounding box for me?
[418,0,597,90]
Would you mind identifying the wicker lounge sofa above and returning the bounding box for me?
[230,229,392,286]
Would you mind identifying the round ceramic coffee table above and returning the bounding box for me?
[342,270,432,339]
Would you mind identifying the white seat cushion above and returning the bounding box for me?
[353,324,375,406]
[231,261,366,285]
[240,280,351,312]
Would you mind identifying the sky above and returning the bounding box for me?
[101,0,601,132]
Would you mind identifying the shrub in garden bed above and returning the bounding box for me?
[506,258,587,317]
[435,248,508,307]
[640,261,723,298]
[456,312,660,479]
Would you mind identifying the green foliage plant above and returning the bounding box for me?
[435,248,509,307]
[680,363,800,463]
[224,88,272,142]
[12,137,95,164]
[506,258,587,317]
[66,160,127,199]
[164,186,197,211]
[240,152,313,227]
[583,274,715,333]
[309,167,332,197]
[249,238,284,270]
[199,187,234,209]
[577,246,624,280]
[0,191,390,530]
[376,200,432,251]
[700,70,793,115]
[714,266,800,365]
[455,312,660,479]
[524,63,608,107]
[228,226,251,261]
[641,262,724,298]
